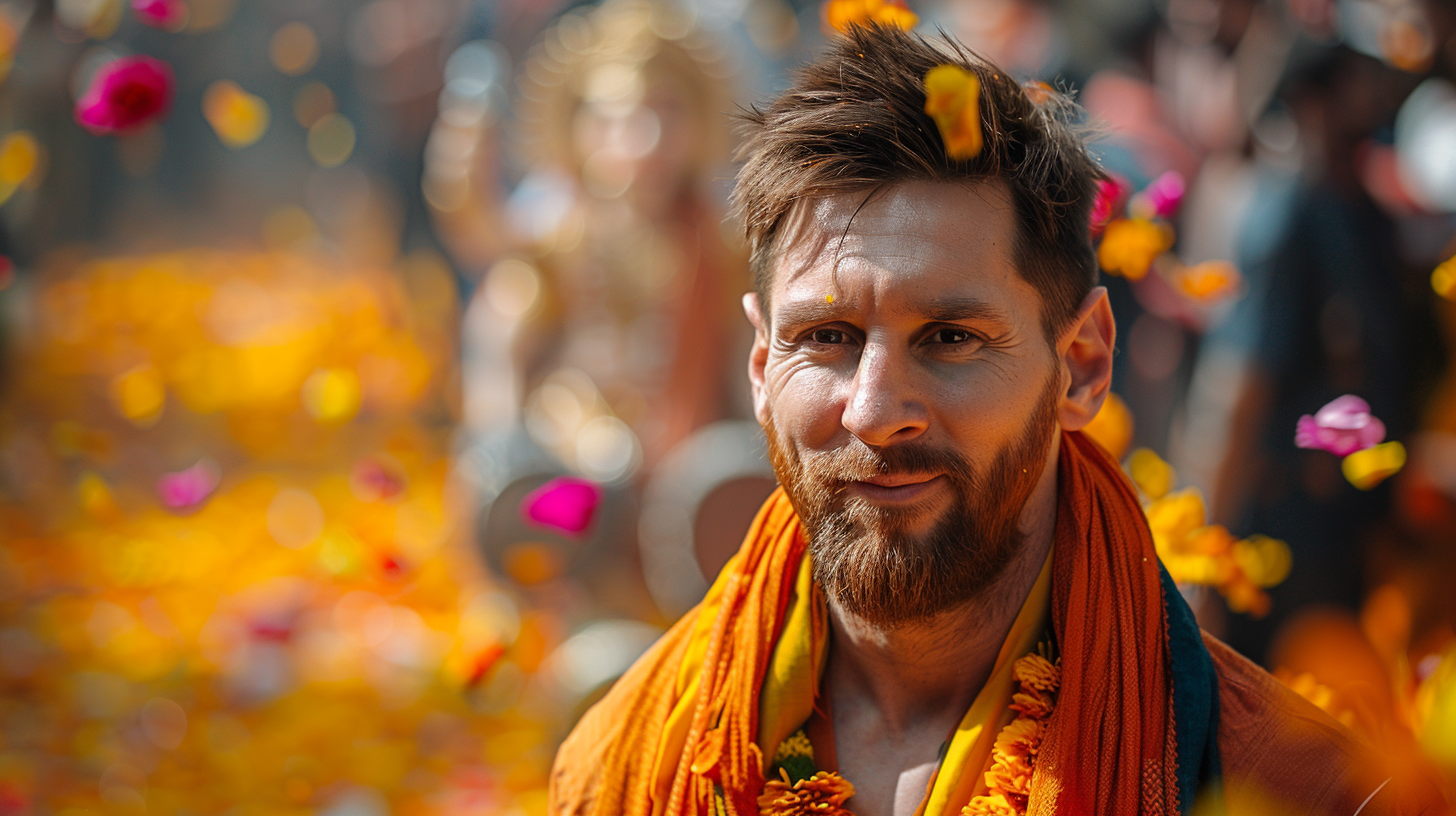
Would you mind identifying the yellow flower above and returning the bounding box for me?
[1097,218,1172,280]
[1144,488,1207,548]
[1082,392,1133,461]
[923,65,983,160]
[1126,447,1175,500]
[1341,441,1405,490]
[822,0,917,35]
[1432,255,1456,300]
[203,80,271,149]
[964,793,1020,816]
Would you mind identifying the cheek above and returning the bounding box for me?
[763,358,845,447]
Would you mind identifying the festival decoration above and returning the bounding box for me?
[822,0,917,35]
[758,769,855,816]
[1082,391,1133,461]
[1127,170,1185,220]
[521,477,603,537]
[1089,175,1128,236]
[132,0,187,30]
[924,65,983,160]
[1172,260,1241,304]
[0,131,41,205]
[75,56,175,135]
[1295,395,1404,489]
[157,459,221,511]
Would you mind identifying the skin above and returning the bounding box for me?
[743,180,1115,816]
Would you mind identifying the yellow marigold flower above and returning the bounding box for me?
[964,792,1020,816]
[1341,441,1406,490]
[1232,535,1291,589]
[1009,689,1053,719]
[1185,525,1235,557]
[203,80,271,149]
[773,730,814,763]
[923,64,983,160]
[1083,392,1133,460]
[991,717,1043,759]
[1097,218,1172,280]
[822,0,917,35]
[1011,653,1059,695]
[758,769,854,816]
[1144,487,1206,548]
[1127,447,1175,500]
[983,760,1033,797]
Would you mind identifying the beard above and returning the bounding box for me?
[764,372,1061,628]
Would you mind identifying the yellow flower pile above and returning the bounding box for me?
[0,251,559,814]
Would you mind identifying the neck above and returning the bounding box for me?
[822,435,1061,736]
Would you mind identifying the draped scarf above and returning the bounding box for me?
[549,431,1222,816]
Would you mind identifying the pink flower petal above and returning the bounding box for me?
[1143,171,1185,219]
[158,459,220,511]
[131,0,186,29]
[1089,175,1128,235]
[75,56,175,135]
[1294,395,1387,456]
[520,477,602,537]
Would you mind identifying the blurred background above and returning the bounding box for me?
[1,0,1455,811]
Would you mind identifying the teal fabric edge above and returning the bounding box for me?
[1159,564,1225,815]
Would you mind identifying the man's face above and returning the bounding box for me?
[750,180,1065,626]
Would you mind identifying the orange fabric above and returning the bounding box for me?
[550,432,1289,814]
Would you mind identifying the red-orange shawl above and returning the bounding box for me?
[549,431,1222,815]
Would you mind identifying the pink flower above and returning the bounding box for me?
[1089,175,1128,235]
[74,56,174,135]
[520,477,602,537]
[131,0,186,30]
[1140,170,1185,219]
[158,459,220,511]
[1295,395,1386,456]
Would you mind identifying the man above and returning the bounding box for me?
[549,24,1440,816]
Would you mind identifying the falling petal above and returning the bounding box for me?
[923,64,982,160]
[157,459,221,511]
[75,56,174,135]
[131,0,187,30]
[1342,441,1406,490]
[1295,395,1386,456]
[520,477,602,537]
[823,0,917,35]
[1096,218,1171,280]
[202,80,270,149]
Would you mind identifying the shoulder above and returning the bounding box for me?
[1203,633,1441,816]
[548,614,696,816]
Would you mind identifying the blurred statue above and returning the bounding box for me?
[426,0,771,623]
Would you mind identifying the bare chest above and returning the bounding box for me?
[831,722,949,816]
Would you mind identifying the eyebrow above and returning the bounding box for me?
[772,294,1013,329]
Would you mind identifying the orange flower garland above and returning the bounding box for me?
[758,769,856,816]
[963,652,1060,816]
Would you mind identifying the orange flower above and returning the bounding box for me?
[963,793,1020,816]
[923,65,983,160]
[758,769,855,816]
[1096,218,1172,280]
[1342,441,1406,490]
[1432,255,1456,300]
[822,0,917,35]
[1174,260,1241,304]
[1011,653,1059,694]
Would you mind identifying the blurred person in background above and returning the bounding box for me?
[424,0,772,641]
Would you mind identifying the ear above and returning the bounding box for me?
[1056,286,1115,431]
[744,293,771,425]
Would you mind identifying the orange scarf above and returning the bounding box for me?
[549,431,1220,816]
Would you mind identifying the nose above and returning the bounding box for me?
[841,339,929,447]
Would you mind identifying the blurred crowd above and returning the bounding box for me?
[1,0,1455,811]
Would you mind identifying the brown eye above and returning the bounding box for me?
[811,328,845,344]
[932,328,973,344]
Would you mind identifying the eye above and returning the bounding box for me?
[929,327,976,345]
[810,328,847,345]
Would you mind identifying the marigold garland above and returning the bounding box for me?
[962,652,1061,816]
[758,769,856,816]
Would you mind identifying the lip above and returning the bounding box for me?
[846,473,947,503]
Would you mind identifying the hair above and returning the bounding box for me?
[732,23,1104,339]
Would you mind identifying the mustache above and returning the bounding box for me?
[798,439,976,485]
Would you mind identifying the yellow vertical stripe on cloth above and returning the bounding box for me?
[756,554,826,763]
[920,549,1053,816]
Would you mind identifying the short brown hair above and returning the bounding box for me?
[732,24,1104,338]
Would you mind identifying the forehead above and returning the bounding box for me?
[769,180,1029,314]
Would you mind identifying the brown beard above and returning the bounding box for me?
[764,372,1061,627]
